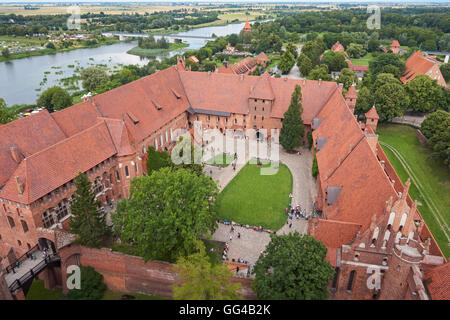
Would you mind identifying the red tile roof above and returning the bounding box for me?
[424,262,450,300]
[255,52,269,62]
[345,85,357,99]
[390,40,400,48]
[51,100,100,137]
[243,19,251,31]
[310,218,362,248]
[365,107,379,120]
[400,51,434,84]
[0,110,67,187]
[0,120,116,204]
[249,72,274,100]
[331,41,345,52]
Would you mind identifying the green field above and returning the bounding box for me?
[26,279,167,300]
[377,123,450,258]
[127,42,188,57]
[350,52,374,66]
[216,162,292,230]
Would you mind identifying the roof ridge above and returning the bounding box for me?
[174,66,193,110]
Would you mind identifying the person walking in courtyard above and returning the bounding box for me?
[289,222,292,228]
[237,232,241,239]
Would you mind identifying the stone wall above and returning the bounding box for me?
[59,244,256,299]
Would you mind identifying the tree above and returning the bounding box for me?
[369,53,405,79]
[173,240,242,300]
[440,63,450,83]
[354,86,373,116]
[0,98,16,124]
[405,75,446,113]
[337,68,357,91]
[146,146,171,175]
[297,54,312,77]
[67,266,106,300]
[112,167,218,262]
[307,64,332,81]
[252,232,335,300]
[171,136,204,176]
[374,81,410,121]
[1,47,9,58]
[367,38,380,52]
[322,51,347,72]
[278,50,295,74]
[69,172,111,248]
[301,40,324,66]
[346,43,366,58]
[80,67,109,92]
[37,86,72,112]
[46,42,56,50]
[421,110,450,139]
[280,85,305,151]
[286,42,298,59]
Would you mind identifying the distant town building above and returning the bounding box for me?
[400,50,447,87]
[243,19,252,32]
[390,40,401,54]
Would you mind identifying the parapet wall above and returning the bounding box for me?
[58,244,256,299]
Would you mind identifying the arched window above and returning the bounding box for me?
[125,166,130,178]
[55,200,69,221]
[399,213,407,231]
[21,220,29,233]
[42,210,55,228]
[115,170,120,182]
[7,216,15,228]
[347,270,356,293]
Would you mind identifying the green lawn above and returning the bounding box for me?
[26,279,168,300]
[377,123,450,258]
[216,162,292,230]
[205,153,235,167]
[127,42,188,57]
[350,52,374,66]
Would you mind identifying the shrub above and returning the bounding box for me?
[67,266,106,300]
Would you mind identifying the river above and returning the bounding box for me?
[0,21,253,106]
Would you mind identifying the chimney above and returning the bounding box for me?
[240,74,244,81]
[10,146,23,163]
[15,176,24,195]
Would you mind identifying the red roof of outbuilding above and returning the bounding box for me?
[390,40,400,47]
[365,107,379,120]
[424,262,450,300]
[400,51,434,84]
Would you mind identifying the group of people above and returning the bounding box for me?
[220,220,275,234]
[286,204,306,220]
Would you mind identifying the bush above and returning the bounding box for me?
[307,130,313,149]
[67,266,106,300]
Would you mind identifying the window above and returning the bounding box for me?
[262,116,264,121]
[347,270,356,292]
[262,107,264,112]
[331,267,340,291]
[254,107,257,111]
[154,138,158,150]
[21,220,29,233]
[115,171,120,182]
[17,240,22,247]
[142,146,146,154]
[207,115,210,121]
[254,115,256,120]
[125,166,130,178]
[170,128,173,140]
[42,210,55,228]
[165,130,168,143]
[55,201,69,221]
[160,134,164,148]
[92,177,103,194]
[7,216,15,228]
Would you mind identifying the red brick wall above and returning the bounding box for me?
[59,244,256,299]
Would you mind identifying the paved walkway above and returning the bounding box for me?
[210,144,316,266]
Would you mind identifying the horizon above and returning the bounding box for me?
[0,0,449,4]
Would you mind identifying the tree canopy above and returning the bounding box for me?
[67,266,106,300]
[369,53,405,79]
[112,167,219,262]
[279,85,305,151]
[278,50,295,74]
[69,172,111,248]
[297,54,312,77]
[252,232,335,300]
[0,98,16,124]
[405,75,446,113]
[36,86,72,112]
[173,240,242,300]
[80,67,109,92]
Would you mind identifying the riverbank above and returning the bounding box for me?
[0,37,122,62]
[127,42,189,57]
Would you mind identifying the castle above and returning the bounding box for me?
[0,57,447,299]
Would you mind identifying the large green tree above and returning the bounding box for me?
[278,50,295,74]
[421,110,450,139]
[297,54,312,77]
[440,63,450,83]
[173,241,242,300]
[37,86,72,112]
[337,68,357,91]
[373,81,410,121]
[405,75,446,113]
[112,167,218,262]
[279,85,305,151]
[354,86,373,116]
[301,40,325,66]
[369,53,405,79]
[307,64,332,81]
[346,43,366,59]
[322,51,347,72]
[252,232,335,300]
[0,98,16,124]
[80,67,109,92]
[69,172,111,248]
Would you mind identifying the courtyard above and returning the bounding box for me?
[209,144,316,267]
